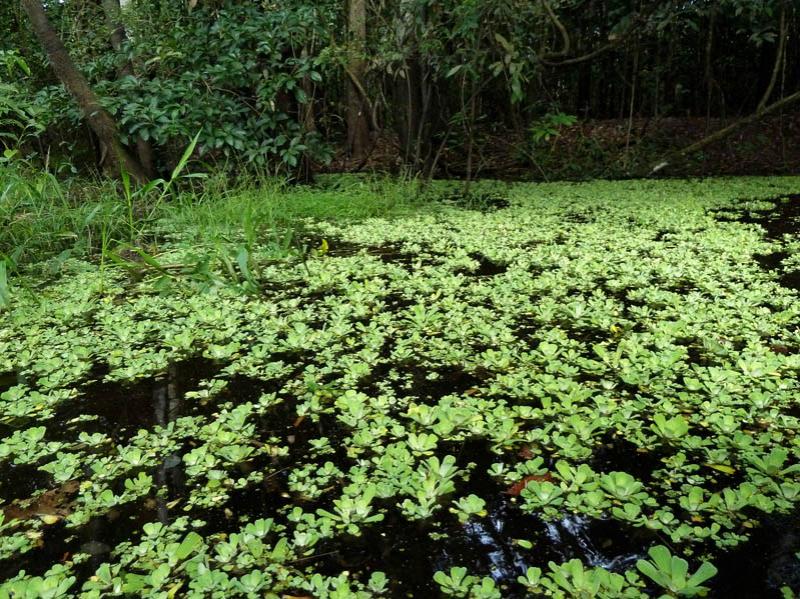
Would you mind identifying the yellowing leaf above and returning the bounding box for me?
[705,463,736,475]
[40,514,61,525]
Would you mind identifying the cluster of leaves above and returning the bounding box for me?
[0,50,44,155]
[30,0,338,169]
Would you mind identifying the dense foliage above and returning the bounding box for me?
[3,0,798,178]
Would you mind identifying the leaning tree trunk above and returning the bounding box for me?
[21,0,148,183]
[346,0,370,160]
[651,88,800,174]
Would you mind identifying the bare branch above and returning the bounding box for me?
[651,88,800,174]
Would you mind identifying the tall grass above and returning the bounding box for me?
[0,261,10,311]
[0,166,131,267]
[164,173,425,246]
[0,165,429,273]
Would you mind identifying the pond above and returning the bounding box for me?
[1,178,800,597]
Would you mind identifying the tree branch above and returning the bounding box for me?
[540,0,570,59]
[651,88,800,174]
[539,8,655,67]
[540,38,621,67]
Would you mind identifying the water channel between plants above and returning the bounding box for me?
[1,178,800,597]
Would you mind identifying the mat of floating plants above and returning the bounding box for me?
[2,178,800,598]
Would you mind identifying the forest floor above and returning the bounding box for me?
[327,114,800,181]
[1,177,800,597]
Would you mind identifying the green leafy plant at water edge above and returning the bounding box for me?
[434,567,501,599]
[636,545,718,597]
[0,261,10,310]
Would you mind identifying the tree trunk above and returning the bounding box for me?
[297,46,317,184]
[757,0,787,113]
[346,0,370,159]
[394,57,422,166]
[21,0,148,183]
[100,0,156,178]
[623,30,640,167]
[101,0,129,74]
[704,2,716,130]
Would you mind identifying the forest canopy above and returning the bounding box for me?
[2,0,798,181]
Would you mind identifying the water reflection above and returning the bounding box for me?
[545,514,642,570]
[461,504,530,580]
[153,364,186,524]
[457,500,646,583]
[78,365,188,567]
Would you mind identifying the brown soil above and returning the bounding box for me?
[324,113,800,180]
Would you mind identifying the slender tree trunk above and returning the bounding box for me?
[462,74,475,196]
[101,0,130,75]
[779,30,788,168]
[576,4,593,120]
[413,64,432,174]
[624,28,640,167]
[666,7,675,113]
[704,2,716,131]
[346,0,370,159]
[100,0,156,179]
[297,46,317,183]
[395,56,422,166]
[757,1,788,113]
[21,0,147,183]
[300,48,318,136]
